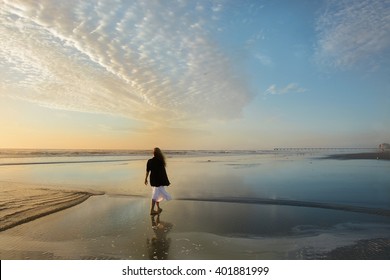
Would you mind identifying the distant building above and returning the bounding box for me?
[379,143,390,151]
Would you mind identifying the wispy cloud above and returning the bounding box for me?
[254,53,273,67]
[0,0,253,123]
[315,0,390,70]
[265,83,306,96]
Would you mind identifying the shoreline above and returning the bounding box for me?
[0,184,100,232]
[325,151,390,160]
[178,197,390,217]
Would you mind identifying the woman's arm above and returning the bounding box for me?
[144,171,150,185]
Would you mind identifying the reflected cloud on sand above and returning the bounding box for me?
[146,214,173,260]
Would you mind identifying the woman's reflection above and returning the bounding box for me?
[146,214,173,260]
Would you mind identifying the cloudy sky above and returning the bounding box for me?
[0,0,389,149]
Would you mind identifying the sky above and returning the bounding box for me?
[0,0,389,150]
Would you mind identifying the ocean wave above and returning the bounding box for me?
[0,149,276,166]
[0,158,135,166]
[0,186,102,232]
[0,149,151,158]
[1,148,373,159]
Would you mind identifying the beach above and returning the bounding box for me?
[326,151,390,160]
[1,149,390,259]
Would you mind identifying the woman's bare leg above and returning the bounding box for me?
[151,200,158,215]
[156,202,162,213]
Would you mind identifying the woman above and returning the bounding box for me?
[144,147,172,215]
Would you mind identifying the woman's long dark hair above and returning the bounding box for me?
[153,147,166,167]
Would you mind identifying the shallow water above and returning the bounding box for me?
[1,196,389,260]
[0,150,389,259]
[1,150,389,207]
[1,150,390,220]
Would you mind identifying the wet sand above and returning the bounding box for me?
[325,151,390,160]
[0,182,99,232]
[325,238,390,260]
[1,192,390,260]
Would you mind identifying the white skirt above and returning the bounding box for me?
[151,186,172,202]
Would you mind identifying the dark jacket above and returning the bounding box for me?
[147,157,170,187]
